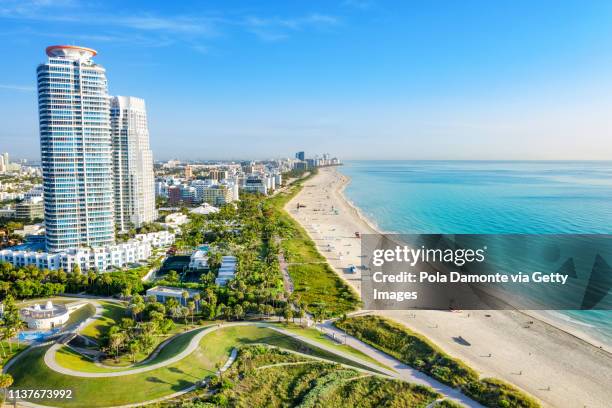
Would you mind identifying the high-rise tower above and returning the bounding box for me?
[110,96,156,231]
[37,45,115,251]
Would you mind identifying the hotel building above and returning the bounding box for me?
[37,45,115,251]
[111,96,156,231]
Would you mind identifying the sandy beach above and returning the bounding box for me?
[286,166,612,408]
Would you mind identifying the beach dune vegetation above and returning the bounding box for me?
[335,315,541,408]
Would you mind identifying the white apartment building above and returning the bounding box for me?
[0,231,174,272]
[111,96,157,231]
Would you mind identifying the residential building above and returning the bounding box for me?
[168,185,181,205]
[242,176,268,195]
[37,45,115,251]
[15,197,44,220]
[184,165,193,180]
[14,223,45,237]
[199,184,233,206]
[0,231,173,272]
[293,161,308,171]
[111,96,156,232]
[189,246,209,270]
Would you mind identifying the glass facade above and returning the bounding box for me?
[37,46,115,251]
[111,96,156,231]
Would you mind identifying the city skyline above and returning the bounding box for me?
[2,1,612,160]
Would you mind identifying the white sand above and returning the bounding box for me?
[286,166,612,408]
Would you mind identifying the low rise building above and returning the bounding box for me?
[15,197,44,220]
[190,203,220,216]
[189,247,209,270]
[242,176,268,195]
[146,286,200,306]
[13,223,44,237]
[19,300,86,330]
[0,231,174,272]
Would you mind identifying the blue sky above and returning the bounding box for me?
[2,0,612,161]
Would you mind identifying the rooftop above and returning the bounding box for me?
[46,45,97,60]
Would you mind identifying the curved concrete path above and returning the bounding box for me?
[44,321,387,378]
[16,316,485,408]
[319,320,485,408]
[43,319,482,407]
[45,323,247,377]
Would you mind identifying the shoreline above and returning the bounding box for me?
[336,168,612,353]
[286,166,612,408]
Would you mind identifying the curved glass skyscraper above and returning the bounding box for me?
[111,96,157,232]
[37,45,115,251]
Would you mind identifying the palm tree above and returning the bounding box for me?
[130,302,144,322]
[102,273,113,296]
[181,291,189,307]
[109,332,125,360]
[187,301,195,325]
[0,373,13,401]
[193,293,201,313]
[128,340,141,363]
[0,296,22,352]
[283,306,293,324]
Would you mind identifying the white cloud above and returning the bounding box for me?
[0,2,343,51]
[0,84,35,91]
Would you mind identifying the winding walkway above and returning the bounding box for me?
[44,321,388,378]
[45,323,250,377]
[42,319,482,407]
[319,320,485,408]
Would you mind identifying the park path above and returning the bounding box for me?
[44,321,386,378]
[319,320,485,408]
[49,321,483,406]
[21,297,484,408]
[13,317,482,408]
[45,323,235,377]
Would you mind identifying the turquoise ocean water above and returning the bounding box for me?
[339,160,612,346]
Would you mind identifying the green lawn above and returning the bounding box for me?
[98,322,194,368]
[64,303,96,327]
[7,344,213,408]
[79,301,127,340]
[198,325,378,373]
[8,324,384,407]
[282,237,322,263]
[0,341,27,369]
[55,327,207,373]
[267,175,361,316]
[287,262,360,315]
[282,324,393,372]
